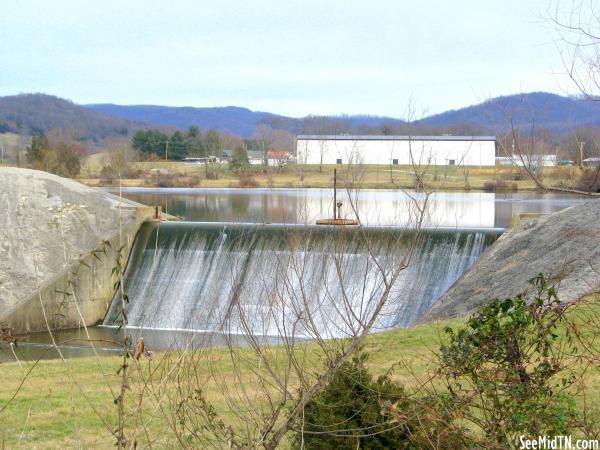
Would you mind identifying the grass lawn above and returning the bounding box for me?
[2,300,600,449]
[0,319,452,449]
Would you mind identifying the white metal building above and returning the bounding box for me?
[496,154,557,167]
[296,135,497,166]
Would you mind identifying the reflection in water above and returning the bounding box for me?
[0,325,282,362]
[107,188,586,229]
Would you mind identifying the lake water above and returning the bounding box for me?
[2,188,587,361]
[109,187,587,230]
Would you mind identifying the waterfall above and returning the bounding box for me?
[103,222,498,338]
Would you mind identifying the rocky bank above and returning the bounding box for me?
[0,168,155,333]
[425,198,600,321]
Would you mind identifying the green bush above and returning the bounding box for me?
[439,274,578,446]
[292,352,469,450]
[229,146,249,172]
[293,276,584,449]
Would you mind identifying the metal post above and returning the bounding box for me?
[333,168,337,220]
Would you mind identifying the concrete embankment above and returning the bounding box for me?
[425,198,600,321]
[0,168,156,333]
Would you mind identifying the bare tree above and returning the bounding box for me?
[547,0,600,100]
[158,182,429,449]
[504,1,600,194]
[254,124,274,166]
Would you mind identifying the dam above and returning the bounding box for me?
[2,184,588,359]
[102,222,498,339]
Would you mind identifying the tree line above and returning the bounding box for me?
[131,124,295,162]
[131,127,224,161]
[25,130,87,177]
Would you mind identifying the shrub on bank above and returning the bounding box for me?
[483,179,519,192]
[576,168,600,193]
[439,274,578,446]
[295,275,584,449]
[237,172,258,188]
[292,352,470,450]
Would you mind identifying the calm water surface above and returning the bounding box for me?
[109,187,587,230]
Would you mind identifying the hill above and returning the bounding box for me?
[86,104,280,137]
[5,92,600,141]
[85,103,404,137]
[419,92,600,134]
[86,92,600,137]
[0,94,140,142]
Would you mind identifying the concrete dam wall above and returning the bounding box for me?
[0,168,155,333]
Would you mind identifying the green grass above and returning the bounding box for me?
[2,300,600,448]
[0,319,453,449]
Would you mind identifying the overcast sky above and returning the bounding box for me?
[0,0,573,118]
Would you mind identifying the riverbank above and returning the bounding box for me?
[79,158,587,191]
[0,321,445,449]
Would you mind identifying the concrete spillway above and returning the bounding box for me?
[104,222,499,338]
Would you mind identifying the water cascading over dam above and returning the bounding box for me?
[103,222,499,339]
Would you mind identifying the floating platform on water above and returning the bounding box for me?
[315,218,359,226]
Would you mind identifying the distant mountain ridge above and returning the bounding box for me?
[3,92,600,141]
[85,103,404,137]
[86,104,279,137]
[419,92,600,134]
[86,92,600,137]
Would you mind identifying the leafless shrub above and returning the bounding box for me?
[237,172,259,188]
[576,167,600,192]
[483,179,519,192]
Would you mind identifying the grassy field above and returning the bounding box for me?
[0,319,452,449]
[2,301,600,449]
[79,153,586,191]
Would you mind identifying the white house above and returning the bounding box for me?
[295,135,497,167]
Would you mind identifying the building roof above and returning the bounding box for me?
[269,151,290,157]
[296,134,496,142]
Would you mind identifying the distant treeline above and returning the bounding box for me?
[131,125,295,160]
[132,127,222,160]
[24,130,87,177]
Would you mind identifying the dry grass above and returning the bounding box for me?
[11,146,585,193]
[78,154,588,191]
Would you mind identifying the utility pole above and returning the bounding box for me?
[579,141,585,168]
[165,139,169,161]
